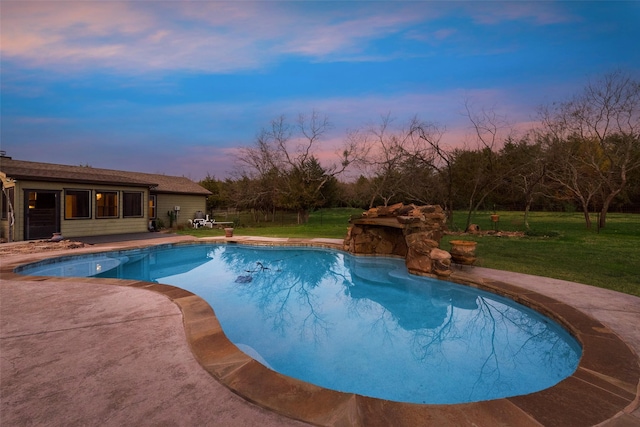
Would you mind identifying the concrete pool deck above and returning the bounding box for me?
[1,234,638,426]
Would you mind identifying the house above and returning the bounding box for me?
[0,154,212,242]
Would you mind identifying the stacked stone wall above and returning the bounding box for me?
[344,203,452,278]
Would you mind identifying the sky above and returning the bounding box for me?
[2,1,639,182]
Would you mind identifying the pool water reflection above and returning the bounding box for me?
[20,244,581,404]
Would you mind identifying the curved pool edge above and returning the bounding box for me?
[2,236,639,426]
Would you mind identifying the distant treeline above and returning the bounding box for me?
[200,71,640,230]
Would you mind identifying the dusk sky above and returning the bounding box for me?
[2,1,639,181]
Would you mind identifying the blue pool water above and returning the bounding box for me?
[19,244,581,404]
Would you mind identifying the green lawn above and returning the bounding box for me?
[442,211,640,297]
[179,208,361,239]
[178,208,640,297]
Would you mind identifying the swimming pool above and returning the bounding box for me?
[18,243,581,404]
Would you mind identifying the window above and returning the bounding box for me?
[123,192,143,218]
[96,191,118,218]
[28,191,37,209]
[148,195,157,219]
[64,189,91,219]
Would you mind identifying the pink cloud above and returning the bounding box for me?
[0,2,579,77]
[0,2,439,74]
[2,2,265,72]
[468,3,575,26]
[280,9,429,58]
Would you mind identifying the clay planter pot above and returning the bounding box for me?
[50,232,64,242]
[224,227,234,238]
[490,214,500,223]
[449,240,477,265]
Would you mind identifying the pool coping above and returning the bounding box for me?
[2,236,639,426]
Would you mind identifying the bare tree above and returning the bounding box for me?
[537,118,602,228]
[348,115,451,213]
[498,135,547,229]
[348,113,414,207]
[236,111,358,223]
[457,100,516,230]
[540,71,640,228]
[406,118,453,221]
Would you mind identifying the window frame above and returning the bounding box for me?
[64,189,92,220]
[95,190,119,219]
[148,194,157,219]
[123,191,144,218]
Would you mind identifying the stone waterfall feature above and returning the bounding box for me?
[343,203,452,278]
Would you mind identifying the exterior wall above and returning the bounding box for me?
[63,183,150,238]
[155,193,208,228]
[8,180,26,241]
[0,175,16,242]
[10,180,150,241]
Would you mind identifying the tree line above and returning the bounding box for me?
[200,71,640,230]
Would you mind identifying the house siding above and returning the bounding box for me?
[0,177,15,242]
[10,180,151,240]
[156,193,208,228]
[1,157,211,242]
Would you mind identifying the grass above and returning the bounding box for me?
[179,208,361,239]
[442,211,640,297]
[178,208,640,297]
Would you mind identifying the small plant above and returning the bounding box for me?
[167,210,176,228]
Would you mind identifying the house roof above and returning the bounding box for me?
[0,157,212,196]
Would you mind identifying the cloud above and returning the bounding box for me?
[2,2,253,72]
[466,2,575,26]
[10,116,71,126]
[278,7,428,58]
[2,83,532,180]
[0,2,445,74]
[215,85,532,153]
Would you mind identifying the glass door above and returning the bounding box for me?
[25,190,60,240]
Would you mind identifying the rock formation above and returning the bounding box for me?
[344,203,452,278]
